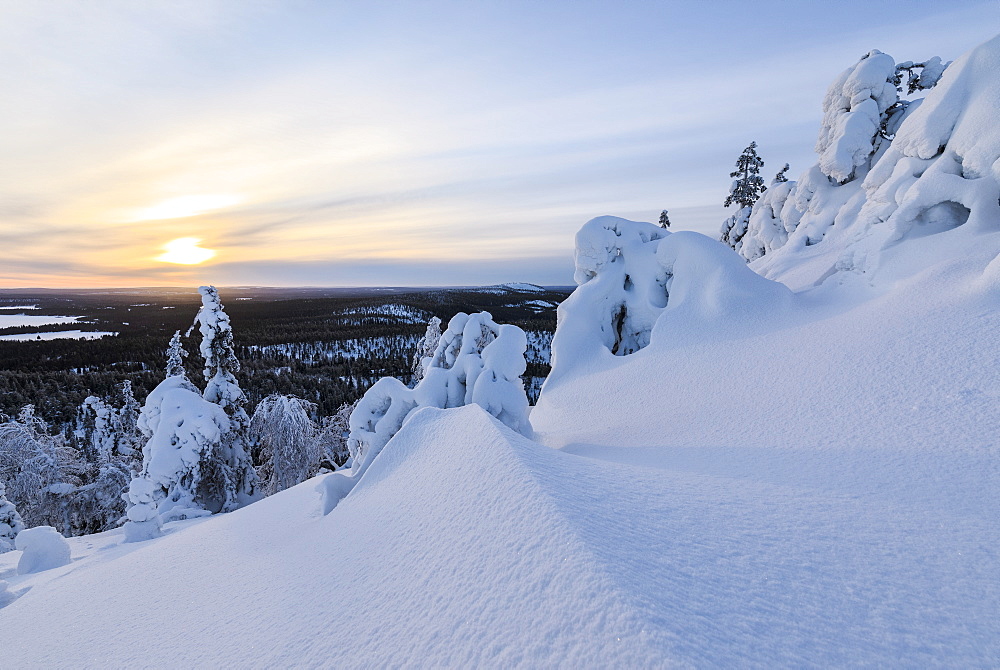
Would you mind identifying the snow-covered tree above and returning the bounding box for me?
[410,316,442,384]
[658,210,671,228]
[0,480,25,554]
[165,330,187,379]
[734,49,950,264]
[191,286,260,510]
[721,142,767,251]
[0,406,80,532]
[124,375,230,541]
[348,312,530,477]
[250,395,319,495]
[772,164,790,185]
[316,400,356,469]
[724,142,766,210]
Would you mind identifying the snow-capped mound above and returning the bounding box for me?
[545,216,791,389]
[739,36,1000,288]
[15,527,70,575]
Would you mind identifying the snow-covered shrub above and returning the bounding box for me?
[250,395,320,494]
[15,526,71,574]
[0,480,25,554]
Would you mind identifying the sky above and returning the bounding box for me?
[1,0,997,287]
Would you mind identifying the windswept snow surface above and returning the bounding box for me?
[3,407,675,666]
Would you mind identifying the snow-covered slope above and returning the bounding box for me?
[2,407,674,667]
[2,34,999,669]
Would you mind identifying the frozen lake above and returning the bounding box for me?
[0,314,81,328]
[0,329,116,341]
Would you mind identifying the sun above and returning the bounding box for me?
[156,238,217,265]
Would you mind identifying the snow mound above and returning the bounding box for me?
[545,216,792,389]
[15,526,71,575]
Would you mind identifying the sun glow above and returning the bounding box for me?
[156,238,217,265]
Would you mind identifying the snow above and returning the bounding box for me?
[14,527,70,575]
[0,305,38,310]
[0,330,116,341]
[2,31,999,670]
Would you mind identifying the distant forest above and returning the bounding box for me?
[0,285,569,428]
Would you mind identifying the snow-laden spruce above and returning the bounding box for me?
[191,286,260,508]
[124,289,261,541]
[0,480,25,554]
[320,312,530,512]
[735,41,974,270]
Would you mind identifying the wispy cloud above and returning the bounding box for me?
[0,0,995,286]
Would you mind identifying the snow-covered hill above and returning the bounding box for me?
[3,34,1000,668]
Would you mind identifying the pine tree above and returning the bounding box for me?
[724,142,767,209]
[721,142,767,251]
[658,210,671,228]
[773,163,790,185]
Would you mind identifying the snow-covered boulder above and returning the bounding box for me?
[15,526,71,574]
